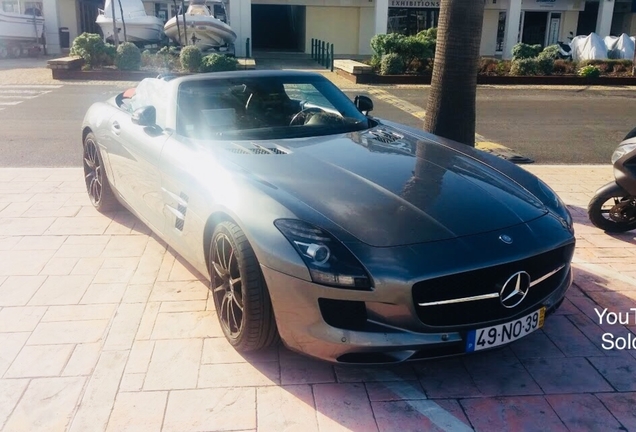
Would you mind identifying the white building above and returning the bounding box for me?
[4,0,635,58]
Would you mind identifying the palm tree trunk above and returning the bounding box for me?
[423,0,485,147]
[117,0,127,42]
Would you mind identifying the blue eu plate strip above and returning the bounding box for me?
[466,330,476,353]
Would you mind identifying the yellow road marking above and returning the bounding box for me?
[368,89,534,163]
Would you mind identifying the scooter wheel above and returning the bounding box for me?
[588,189,636,233]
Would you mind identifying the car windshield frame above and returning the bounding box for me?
[175,75,370,140]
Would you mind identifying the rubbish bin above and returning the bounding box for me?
[59,27,70,49]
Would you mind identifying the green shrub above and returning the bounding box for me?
[141,50,154,67]
[510,58,538,76]
[553,59,577,74]
[200,54,238,72]
[538,45,560,60]
[512,43,542,60]
[578,64,601,79]
[70,32,106,68]
[115,42,141,70]
[99,43,116,66]
[496,60,512,76]
[370,33,400,57]
[380,53,404,75]
[409,57,433,74]
[418,27,437,42]
[371,32,435,72]
[578,59,632,75]
[415,27,437,53]
[180,45,202,72]
[537,57,554,75]
[510,58,553,76]
[369,54,382,71]
[479,58,499,75]
[391,36,433,71]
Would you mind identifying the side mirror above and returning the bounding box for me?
[354,95,373,115]
[132,105,156,126]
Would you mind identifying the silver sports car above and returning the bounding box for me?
[81,70,575,364]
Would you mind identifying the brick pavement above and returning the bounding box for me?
[0,165,635,432]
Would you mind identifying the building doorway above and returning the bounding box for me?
[251,5,306,51]
[78,0,101,35]
[577,1,598,36]
[521,11,548,46]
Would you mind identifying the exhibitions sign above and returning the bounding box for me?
[389,0,440,8]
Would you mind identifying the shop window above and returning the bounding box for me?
[2,1,18,12]
[24,2,42,15]
[496,11,506,53]
[155,3,168,23]
[388,7,439,36]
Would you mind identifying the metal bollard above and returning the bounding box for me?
[330,43,334,71]
[245,38,250,58]
[321,41,325,66]
[311,38,314,60]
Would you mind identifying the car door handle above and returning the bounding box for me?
[112,121,121,135]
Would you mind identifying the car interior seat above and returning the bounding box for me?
[244,83,294,127]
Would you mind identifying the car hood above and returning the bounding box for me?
[220,126,547,247]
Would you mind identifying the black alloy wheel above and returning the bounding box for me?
[209,221,279,352]
[83,133,119,212]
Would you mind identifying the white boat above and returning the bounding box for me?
[96,0,164,44]
[164,0,236,50]
[0,9,44,57]
[0,10,44,42]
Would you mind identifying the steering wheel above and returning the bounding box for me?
[289,107,324,126]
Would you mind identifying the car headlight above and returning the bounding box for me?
[274,219,372,290]
[612,143,636,164]
[537,180,573,231]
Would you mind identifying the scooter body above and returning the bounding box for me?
[588,129,636,232]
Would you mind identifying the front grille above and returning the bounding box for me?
[412,244,574,328]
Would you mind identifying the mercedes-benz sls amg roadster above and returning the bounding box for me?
[81,70,575,364]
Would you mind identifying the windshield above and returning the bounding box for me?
[176,75,370,140]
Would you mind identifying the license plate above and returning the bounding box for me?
[466,307,545,352]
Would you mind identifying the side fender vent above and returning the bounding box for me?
[368,129,403,144]
[225,143,289,155]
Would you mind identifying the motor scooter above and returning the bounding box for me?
[588,128,636,232]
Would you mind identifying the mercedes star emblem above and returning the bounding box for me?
[499,234,513,244]
[500,271,531,308]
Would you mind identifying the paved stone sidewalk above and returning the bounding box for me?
[0,165,635,432]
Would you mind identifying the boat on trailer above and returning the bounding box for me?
[164,0,236,51]
[0,9,44,58]
[96,0,164,45]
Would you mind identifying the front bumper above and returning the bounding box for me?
[262,263,572,364]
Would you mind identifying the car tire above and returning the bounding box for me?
[83,132,120,213]
[588,189,636,233]
[209,221,279,352]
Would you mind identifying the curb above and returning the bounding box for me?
[336,68,636,86]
